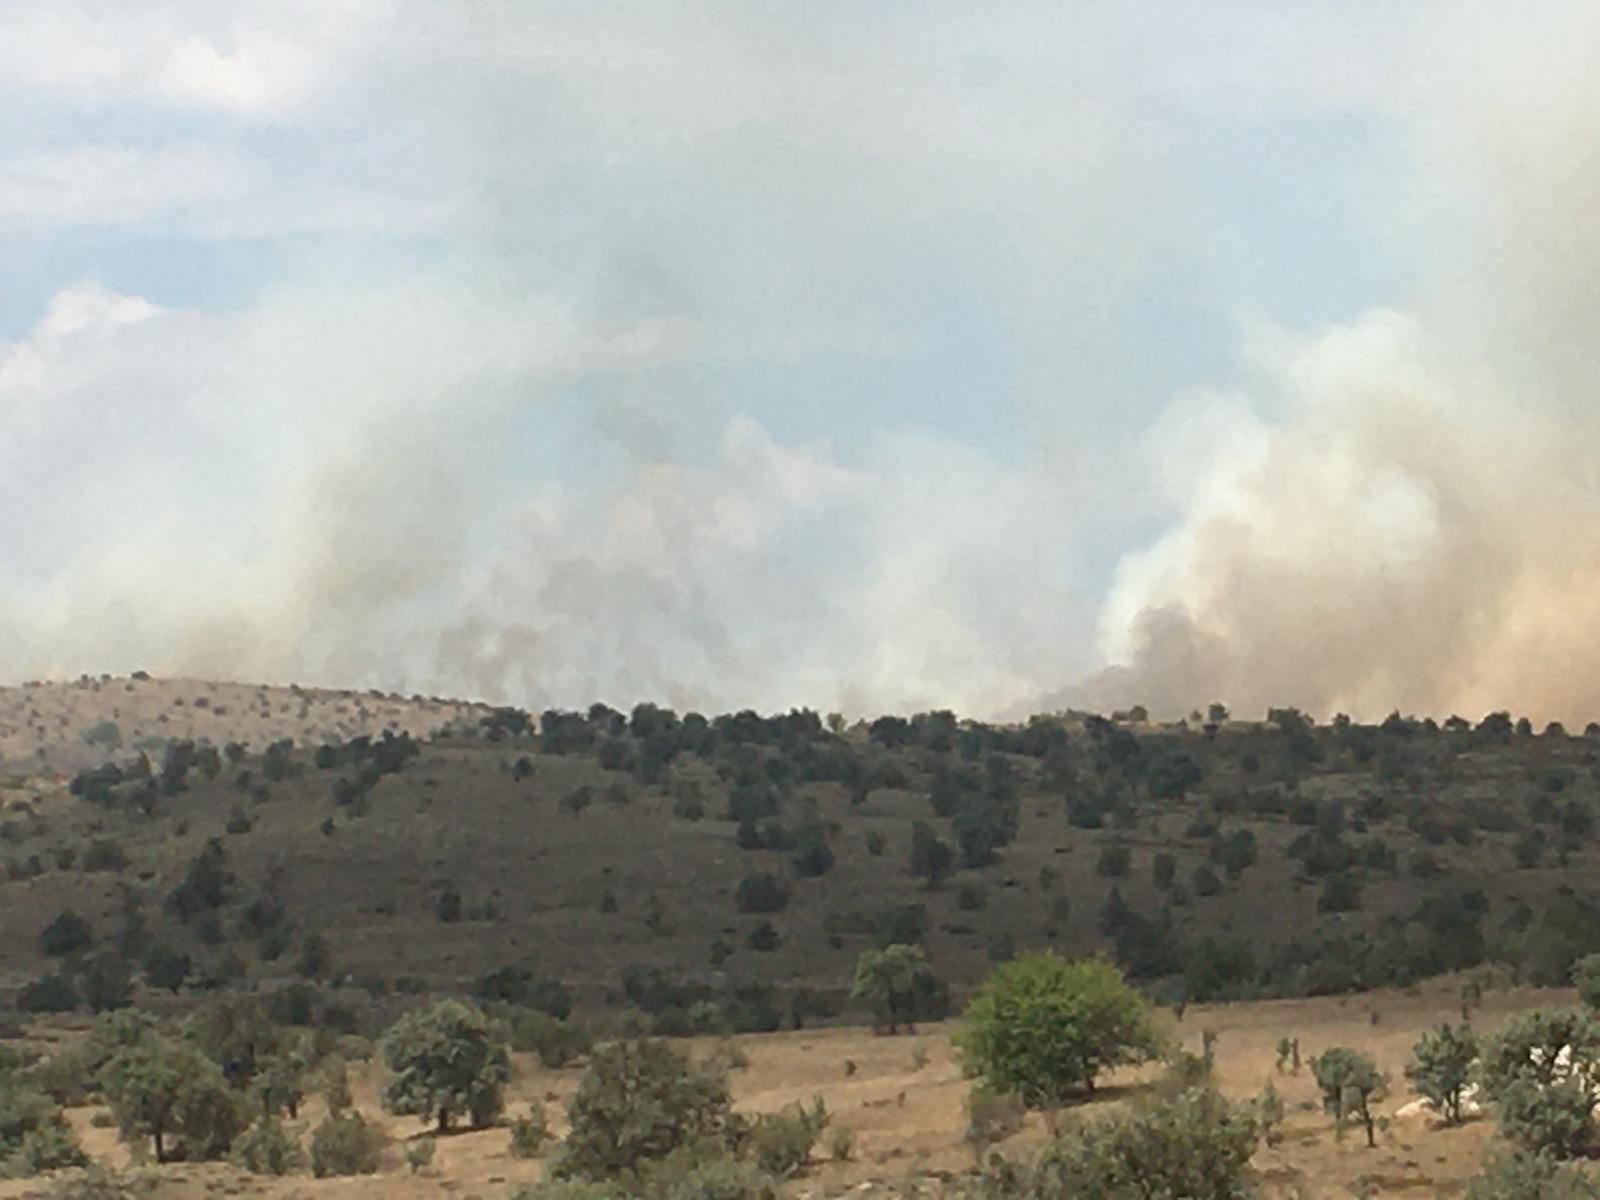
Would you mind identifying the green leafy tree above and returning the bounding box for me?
[101,1034,247,1163]
[380,1000,511,1133]
[78,953,132,1013]
[142,944,191,994]
[907,821,953,890]
[229,1117,305,1176]
[1406,1024,1480,1125]
[17,971,78,1014]
[0,1077,88,1176]
[1030,1087,1259,1199]
[183,994,279,1087]
[1312,1047,1388,1147]
[1479,1008,1600,1157]
[309,1110,383,1177]
[956,954,1166,1106]
[553,1040,732,1181]
[38,910,94,957]
[851,945,939,1035]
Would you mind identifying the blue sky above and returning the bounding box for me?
[5,3,1600,721]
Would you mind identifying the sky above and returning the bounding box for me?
[4,2,1600,723]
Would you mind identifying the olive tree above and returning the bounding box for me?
[1312,1047,1388,1147]
[851,944,939,1035]
[1406,1023,1480,1125]
[381,1000,511,1133]
[956,953,1166,1107]
[1479,1008,1600,1157]
[101,1034,246,1163]
[553,1040,732,1181]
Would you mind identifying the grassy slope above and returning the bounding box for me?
[3,681,1599,1021]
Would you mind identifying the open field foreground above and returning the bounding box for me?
[0,980,1587,1200]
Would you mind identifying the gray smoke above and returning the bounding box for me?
[8,3,1600,723]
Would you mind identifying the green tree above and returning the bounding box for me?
[1479,1008,1600,1157]
[184,994,280,1087]
[309,1110,383,1177]
[142,944,191,994]
[851,945,938,1035]
[907,821,953,889]
[1030,1087,1259,1199]
[553,1040,732,1181]
[101,1034,246,1163]
[38,910,94,957]
[78,953,132,1013]
[380,1000,511,1133]
[1311,1047,1388,1147]
[0,1077,88,1176]
[229,1117,305,1176]
[956,954,1166,1107]
[1406,1024,1480,1125]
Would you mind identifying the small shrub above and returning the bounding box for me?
[508,1010,592,1068]
[404,1135,436,1175]
[39,910,93,957]
[747,1096,829,1177]
[1030,1087,1260,1198]
[735,874,789,915]
[1406,1024,1480,1125]
[964,1085,1025,1154]
[1464,1151,1600,1200]
[0,1082,88,1175]
[17,972,79,1014]
[309,1111,382,1178]
[44,1167,156,1200]
[828,1124,856,1161]
[509,1106,549,1158]
[1311,1047,1387,1147]
[229,1118,304,1176]
[554,1040,732,1181]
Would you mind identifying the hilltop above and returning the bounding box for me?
[0,675,493,778]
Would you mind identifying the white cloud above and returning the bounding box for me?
[0,2,386,117]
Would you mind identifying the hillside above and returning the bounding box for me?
[3,684,1599,1032]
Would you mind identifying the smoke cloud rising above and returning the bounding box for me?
[6,3,1600,723]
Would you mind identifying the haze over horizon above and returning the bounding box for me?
[5,4,1600,724]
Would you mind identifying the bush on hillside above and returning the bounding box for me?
[1406,1024,1480,1125]
[553,1040,732,1181]
[228,1118,304,1176]
[380,1000,511,1133]
[308,1110,383,1177]
[1464,1151,1600,1200]
[957,954,1166,1107]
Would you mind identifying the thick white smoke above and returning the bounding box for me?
[8,3,1600,723]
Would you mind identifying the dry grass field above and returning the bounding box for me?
[0,979,1583,1199]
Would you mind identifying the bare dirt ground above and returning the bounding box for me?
[0,978,1579,1199]
[0,675,493,778]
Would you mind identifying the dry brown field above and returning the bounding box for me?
[0,979,1585,1200]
